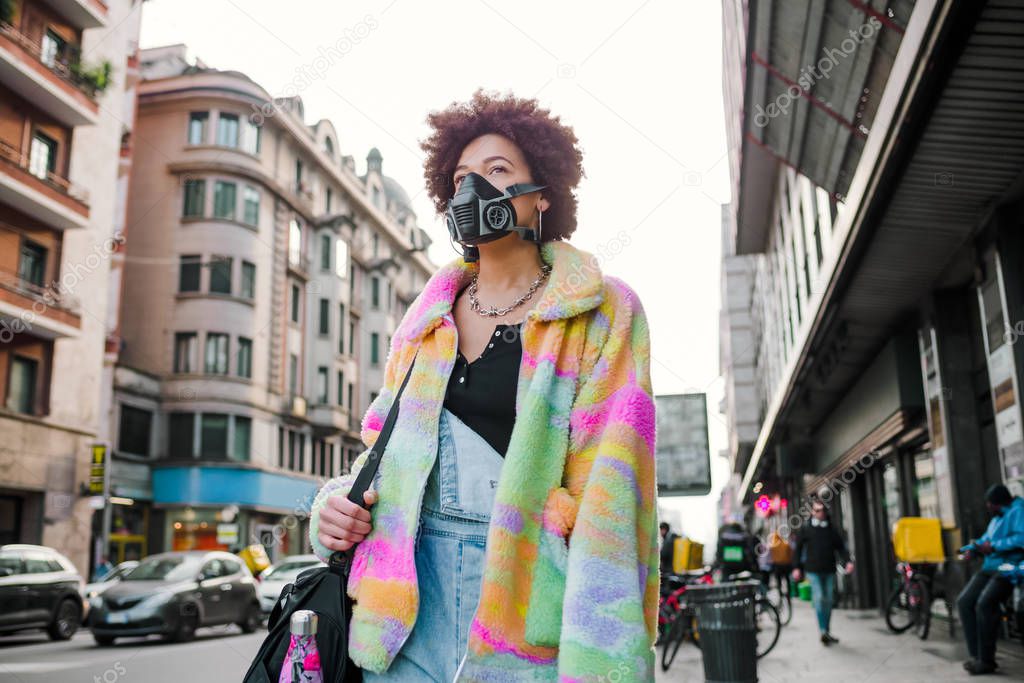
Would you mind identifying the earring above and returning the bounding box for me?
[537,208,543,242]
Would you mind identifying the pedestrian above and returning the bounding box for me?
[715,519,759,581]
[792,500,854,645]
[660,522,680,577]
[957,484,1024,676]
[308,90,659,681]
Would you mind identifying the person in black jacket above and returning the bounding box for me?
[792,500,854,645]
[659,522,679,576]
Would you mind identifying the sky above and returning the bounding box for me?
[138,0,733,546]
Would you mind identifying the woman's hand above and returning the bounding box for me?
[317,490,378,552]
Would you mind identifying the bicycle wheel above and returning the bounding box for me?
[754,598,781,658]
[911,579,932,640]
[765,584,793,626]
[885,583,915,633]
[660,609,691,671]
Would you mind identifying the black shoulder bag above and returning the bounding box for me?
[243,354,417,683]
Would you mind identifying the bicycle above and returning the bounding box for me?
[658,570,711,671]
[659,568,782,667]
[763,568,793,626]
[885,561,935,639]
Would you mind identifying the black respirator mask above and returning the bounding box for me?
[445,172,547,262]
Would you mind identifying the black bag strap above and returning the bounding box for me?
[329,351,417,576]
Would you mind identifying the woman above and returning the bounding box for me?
[308,89,659,681]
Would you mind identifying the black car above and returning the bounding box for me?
[88,550,261,645]
[0,544,87,641]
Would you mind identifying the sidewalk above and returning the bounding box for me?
[656,598,1024,682]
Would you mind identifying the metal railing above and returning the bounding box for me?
[0,138,90,205]
[0,21,102,101]
[0,265,81,316]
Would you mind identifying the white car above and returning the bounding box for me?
[257,554,325,614]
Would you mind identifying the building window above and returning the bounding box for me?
[298,433,306,472]
[183,179,205,217]
[338,304,345,353]
[289,219,302,267]
[348,321,354,355]
[325,187,333,213]
[288,430,296,469]
[295,158,303,193]
[371,276,380,309]
[213,181,236,220]
[179,255,201,292]
[335,240,348,279]
[40,30,65,68]
[6,356,37,414]
[18,241,47,287]
[233,416,251,461]
[290,284,301,323]
[188,112,208,145]
[29,132,57,180]
[204,333,229,374]
[118,405,152,457]
[174,332,197,373]
[319,298,329,335]
[241,261,256,299]
[317,367,328,403]
[237,337,252,378]
[289,353,299,396]
[209,256,232,294]
[240,118,261,155]
[321,234,331,271]
[347,383,353,415]
[370,332,380,365]
[336,370,344,407]
[371,186,382,211]
[168,413,195,458]
[216,113,240,148]
[200,413,229,458]
[372,233,379,258]
[242,185,260,226]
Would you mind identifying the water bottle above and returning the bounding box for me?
[278,610,323,683]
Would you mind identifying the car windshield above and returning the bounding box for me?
[0,552,21,575]
[124,555,201,581]
[264,560,319,579]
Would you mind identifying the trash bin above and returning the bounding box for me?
[798,580,812,602]
[686,581,758,683]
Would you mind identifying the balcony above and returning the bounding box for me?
[0,22,101,126]
[0,266,81,338]
[0,137,89,229]
[287,252,310,279]
[40,0,108,29]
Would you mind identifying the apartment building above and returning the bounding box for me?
[720,0,1024,609]
[110,44,434,562]
[0,0,142,573]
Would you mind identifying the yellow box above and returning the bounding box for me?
[673,538,704,572]
[892,517,945,563]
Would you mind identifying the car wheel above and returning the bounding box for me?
[172,608,199,642]
[238,602,261,634]
[47,598,81,641]
[93,634,116,647]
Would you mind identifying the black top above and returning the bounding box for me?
[443,322,522,456]
[794,520,851,573]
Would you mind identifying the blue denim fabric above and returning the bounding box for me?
[807,571,835,634]
[363,408,503,682]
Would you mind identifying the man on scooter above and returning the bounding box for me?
[958,484,1024,676]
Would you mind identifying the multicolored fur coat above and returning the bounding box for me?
[309,240,659,681]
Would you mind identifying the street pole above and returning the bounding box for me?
[102,442,111,566]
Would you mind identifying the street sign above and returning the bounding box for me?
[89,444,107,495]
[655,393,712,496]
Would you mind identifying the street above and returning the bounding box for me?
[2,601,1023,682]
[0,627,263,683]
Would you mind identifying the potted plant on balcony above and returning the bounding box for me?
[69,59,113,97]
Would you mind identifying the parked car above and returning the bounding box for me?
[88,550,261,645]
[0,544,87,641]
[256,554,325,614]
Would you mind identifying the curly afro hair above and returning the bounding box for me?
[420,88,585,242]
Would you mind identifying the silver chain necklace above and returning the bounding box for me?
[468,263,552,317]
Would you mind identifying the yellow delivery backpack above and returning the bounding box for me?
[673,537,704,572]
[892,517,945,563]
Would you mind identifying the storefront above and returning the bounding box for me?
[152,465,319,563]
